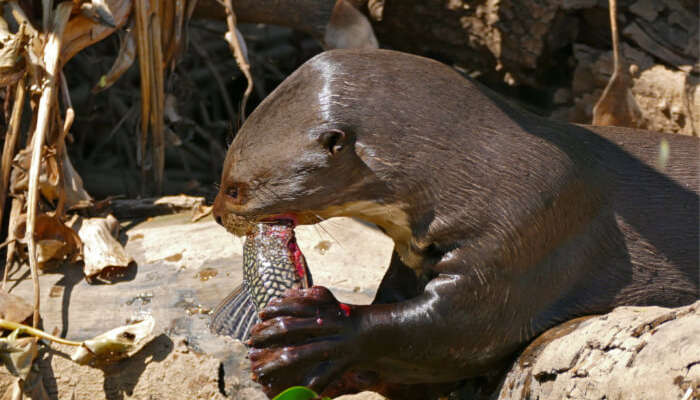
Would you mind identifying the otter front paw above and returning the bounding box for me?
[248,286,363,396]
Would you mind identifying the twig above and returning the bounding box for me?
[609,0,620,76]
[7,1,40,38]
[25,2,73,328]
[134,0,166,195]
[3,199,22,289]
[191,39,236,127]
[196,103,226,158]
[87,105,137,161]
[59,71,73,110]
[150,0,166,195]
[0,13,9,37]
[0,238,16,252]
[0,318,82,346]
[55,110,74,218]
[220,0,253,122]
[0,80,26,259]
[134,0,153,193]
[166,0,192,68]
[54,72,75,218]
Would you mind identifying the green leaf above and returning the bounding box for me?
[271,386,331,400]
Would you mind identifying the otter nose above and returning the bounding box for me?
[212,181,247,225]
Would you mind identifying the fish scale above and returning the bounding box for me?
[210,223,312,340]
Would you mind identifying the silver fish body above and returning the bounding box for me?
[210,223,312,340]
[243,223,311,311]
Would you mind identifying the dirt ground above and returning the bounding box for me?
[2,214,393,399]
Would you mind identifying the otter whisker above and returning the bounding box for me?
[255,184,344,249]
[312,212,344,250]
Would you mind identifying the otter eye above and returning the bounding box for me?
[225,186,239,199]
[318,129,346,155]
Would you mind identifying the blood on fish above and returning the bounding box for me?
[287,240,306,277]
[339,303,351,317]
[243,222,311,314]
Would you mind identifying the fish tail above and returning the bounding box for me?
[210,286,260,341]
[304,264,313,288]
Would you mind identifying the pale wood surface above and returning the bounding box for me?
[5,214,391,341]
[3,213,393,398]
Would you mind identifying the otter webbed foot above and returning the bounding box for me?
[248,286,365,397]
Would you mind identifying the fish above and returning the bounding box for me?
[210,222,312,341]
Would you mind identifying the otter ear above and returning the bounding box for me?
[318,129,348,155]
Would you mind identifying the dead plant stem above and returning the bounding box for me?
[1,80,26,289]
[25,2,72,328]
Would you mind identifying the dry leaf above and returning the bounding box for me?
[0,329,38,381]
[164,93,181,123]
[62,0,132,63]
[80,0,117,28]
[61,150,93,210]
[10,147,59,203]
[14,214,82,270]
[92,27,135,93]
[71,315,155,365]
[0,291,33,325]
[191,204,212,222]
[0,368,49,400]
[0,23,29,87]
[153,194,205,210]
[10,145,91,210]
[75,215,132,283]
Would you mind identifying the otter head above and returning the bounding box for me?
[212,49,468,271]
[212,51,401,236]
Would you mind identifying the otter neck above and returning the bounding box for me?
[314,200,425,274]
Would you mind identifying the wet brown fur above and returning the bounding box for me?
[213,49,699,396]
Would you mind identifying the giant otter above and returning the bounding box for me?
[211,49,699,398]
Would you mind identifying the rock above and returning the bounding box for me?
[632,65,699,135]
[566,43,697,135]
[336,392,387,399]
[496,301,700,399]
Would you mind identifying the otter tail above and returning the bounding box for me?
[210,286,259,341]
